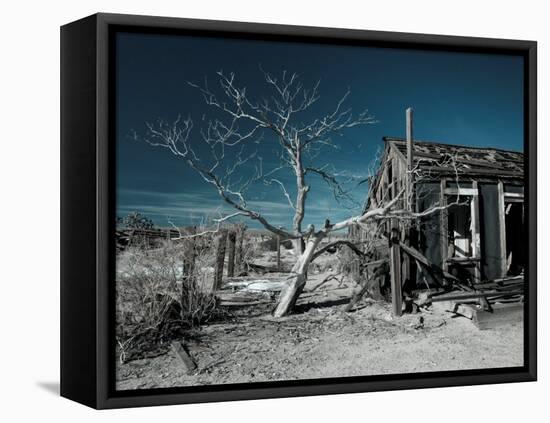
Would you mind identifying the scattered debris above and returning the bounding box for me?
[198,358,227,374]
[418,274,524,330]
[224,278,287,293]
[213,277,288,307]
[411,316,424,330]
[309,272,344,292]
[171,341,197,374]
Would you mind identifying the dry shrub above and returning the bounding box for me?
[115,237,221,362]
[260,234,293,252]
[309,252,343,274]
[242,235,262,260]
[233,232,264,272]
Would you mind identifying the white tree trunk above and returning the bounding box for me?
[273,233,324,317]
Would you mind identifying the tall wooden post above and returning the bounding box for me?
[234,224,245,275]
[390,226,403,317]
[402,108,414,292]
[406,107,414,210]
[226,230,237,277]
[213,229,228,291]
[276,234,281,271]
[181,228,196,320]
[182,227,196,283]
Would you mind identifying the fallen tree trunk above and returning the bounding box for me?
[273,233,324,317]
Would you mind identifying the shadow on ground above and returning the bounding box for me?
[294,297,350,313]
[36,381,60,396]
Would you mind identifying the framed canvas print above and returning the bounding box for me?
[60,13,537,409]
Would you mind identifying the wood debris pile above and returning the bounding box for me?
[425,274,524,329]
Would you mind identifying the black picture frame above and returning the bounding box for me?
[60,12,537,409]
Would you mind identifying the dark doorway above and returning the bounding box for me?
[504,201,525,276]
[447,197,473,258]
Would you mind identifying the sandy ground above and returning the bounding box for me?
[116,248,524,390]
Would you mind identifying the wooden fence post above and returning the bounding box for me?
[213,229,228,291]
[234,225,245,275]
[226,230,237,277]
[182,233,196,282]
[276,234,281,271]
[390,226,403,317]
[181,227,196,319]
[350,225,360,282]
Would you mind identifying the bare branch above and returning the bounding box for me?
[330,189,405,232]
[305,165,360,207]
[267,178,295,210]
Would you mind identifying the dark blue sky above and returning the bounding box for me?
[116,31,524,229]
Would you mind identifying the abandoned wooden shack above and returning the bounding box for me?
[358,112,524,316]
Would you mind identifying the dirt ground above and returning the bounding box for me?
[116,247,524,390]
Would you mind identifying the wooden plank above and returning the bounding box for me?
[452,303,477,320]
[503,192,524,198]
[444,187,479,196]
[388,140,408,166]
[503,197,524,203]
[473,303,524,330]
[430,289,523,302]
[473,275,523,289]
[419,165,523,177]
[171,341,197,374]
[473,282,524,291]
[446,257,481,263]
[219,300,272,306]
[398,239,459,283]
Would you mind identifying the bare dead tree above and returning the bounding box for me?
[138,70,456,317]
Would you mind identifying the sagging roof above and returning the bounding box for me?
[383,137,524,178]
